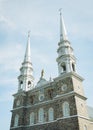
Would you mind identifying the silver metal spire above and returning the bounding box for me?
[24,31,31,62]
[59,9,68,42]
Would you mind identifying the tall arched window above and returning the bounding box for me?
[30,112,34,125]
[38,108,44,123]
[72,63,75,71]
[63,102,70,117]
[48,108,54,121]
[61,63,66,73]
[14,114,19,127]
[20,81,23,89]
[84,125,87,130]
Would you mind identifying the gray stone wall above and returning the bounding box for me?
[10,117,79,130]
[10,75,93,130]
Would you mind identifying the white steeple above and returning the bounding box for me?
[59,9,68,42]
[56,11,76,75]
[18,32,34,92]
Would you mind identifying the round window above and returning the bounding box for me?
[39,95,44,101]
[61,84,67,91]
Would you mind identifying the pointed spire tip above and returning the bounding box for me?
[24,31,31,62]
[59,9,68,42]
[28,30,30,37]
[59,8,62,15]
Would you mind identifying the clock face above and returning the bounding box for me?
[39,94,44,101]
[61,84,67,91]
[16,100,20,106]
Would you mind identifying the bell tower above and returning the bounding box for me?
[56,10,89,129]
[18,32,34,91]
[56,10,76,75]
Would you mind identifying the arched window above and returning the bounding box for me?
[14,114,19,127]
[20,81,23,89]
[48,108,54,121]
[28,81,31,88]
[72,63,75,71]
[38,108,44,123]
[63,102,70,117]
[84,125,87,130]
[30,112,34,125]
[61,63,66,73]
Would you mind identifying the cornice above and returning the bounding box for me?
[54,72,84,82]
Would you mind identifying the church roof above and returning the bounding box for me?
[36,77,48,88]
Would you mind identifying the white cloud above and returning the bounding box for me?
[0,42,24,71]
[0,15,16,29]
[32,30,55,40]
[32,48,51,65]
[0,78,17,86]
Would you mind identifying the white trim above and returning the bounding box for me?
[57,114,78,120]
[10,125,24,129]
[78,115,91,120]
[11,106,26,111]
[54,72,84,82]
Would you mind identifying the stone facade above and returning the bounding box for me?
[10,73,93,130]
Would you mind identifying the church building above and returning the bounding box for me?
[10,12,93,130]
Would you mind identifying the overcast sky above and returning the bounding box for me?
[0,0,93,130]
